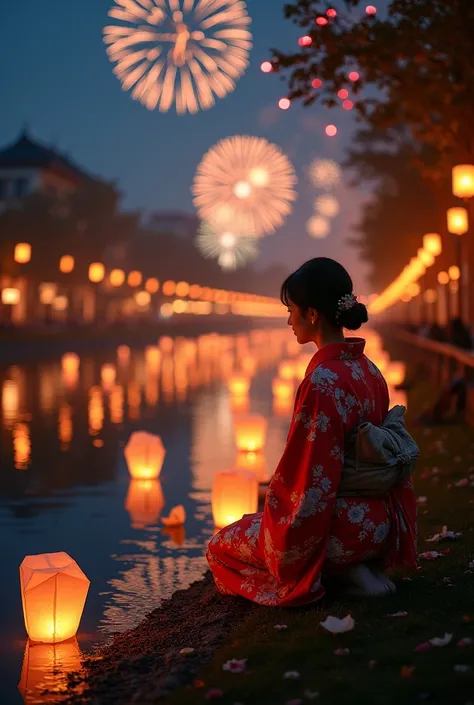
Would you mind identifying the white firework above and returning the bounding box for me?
[307,215,330,239]
[192,135,297,237]
[103,0,252,115]
[314,194,340,218]
[196,223,259,270]
[309,159,341,190]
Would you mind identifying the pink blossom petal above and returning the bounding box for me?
[415,642,431,652]
[205,688,224,700]
[274,624,288,631]
[283,671,300,679]
[223,659,247,673]
[334,648,350,656]
[387,611,408,618]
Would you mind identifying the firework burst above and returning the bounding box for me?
[314,194,340,218]
[196,223,259,270]
[192,135,297,237]
[309,159,341,190]
[103,0,252,115]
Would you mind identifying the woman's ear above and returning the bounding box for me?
[309,308,318,324]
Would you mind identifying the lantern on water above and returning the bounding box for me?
[228,375,250,397]
[125,479,165,529]
[14,243,31,264]
[2,287,20,305]
[233,415,267,452]
[272,377,294,400]
[212,471,258,528]
[18,637,82,704]
[145,277,159,294]
[135,290,151,307]
[385,362,406,387]
[231,395,250,414]
[110,269,125,287]
[452,164,474,199]
[128,270,142,287]
[61,353,80,373]
[423,233,442,257]
[447,207,468,235]
[125,431,166,480]
[19,552,90,643]
[88,263,105,283]
[59,255,74,274]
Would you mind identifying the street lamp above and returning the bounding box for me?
[14,243,31,264]
[452,165,474,199]
[423,233,442,256]
[447,207,468,319]
[59,255,75,274]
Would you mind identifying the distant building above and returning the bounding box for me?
[146,210,200,241]
[0,129,89,203]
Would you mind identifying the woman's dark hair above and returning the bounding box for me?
[280,257,368,331]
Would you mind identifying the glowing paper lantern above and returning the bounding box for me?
[423,233,442,256]
[110,269,125,286]
[193,135,297,237]
[2,288,20,305]
[452,164,474,199]
[161,504,186,527]
[385,362,406,387]
[135,290,151,307]
[125,479,165,529]
[125,431,166,480]
[103,0,252,116]
[53,296,68,312]
[128,270,142,287]
[417,248,434,267]
[39,283,57,305]
[438,271,450,285]
[176,281,190,297]
[272,377,294,400]
[19,552,90,643]
[447,207,468,236]
[88,263,105,283]
[212,470,258,528]
[61,353,80,373]
[449,265,461,281]
[233,414,267,452]
[228,375,250,396]
[14,243,31,264]
[145,277,160,294]
[59,255,74,274]
[162,280,176,296]
[18,637,82,703]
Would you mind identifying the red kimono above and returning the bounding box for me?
[207,338,417,607]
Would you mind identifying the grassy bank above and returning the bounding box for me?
[167,375,474,705]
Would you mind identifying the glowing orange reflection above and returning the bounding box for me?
[125,480,165,529]
[18,637,82,705]
[13,422,31,470]
[88,386,104,436]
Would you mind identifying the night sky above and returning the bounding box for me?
[0,1,387,293]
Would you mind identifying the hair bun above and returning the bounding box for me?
[338,302,369,330]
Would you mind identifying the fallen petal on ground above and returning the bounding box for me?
[320,614,355,633]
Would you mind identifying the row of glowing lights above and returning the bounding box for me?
[261,4,378,135]
[369,166,474,314]
[2,244,281,314]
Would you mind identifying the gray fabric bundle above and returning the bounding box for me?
[339,405,419,498]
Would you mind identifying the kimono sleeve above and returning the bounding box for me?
[260,373,344,584]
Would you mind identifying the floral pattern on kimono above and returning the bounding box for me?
[206,338,417,607]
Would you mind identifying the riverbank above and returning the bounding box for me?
[65,362,474,705]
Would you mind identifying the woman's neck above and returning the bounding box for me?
[314,327,346,349]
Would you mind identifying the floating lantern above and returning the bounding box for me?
[14,243,31,264]
[145,277,159,294]
[162,280,176,296]
[18,637,82,704]
[127,270,142,287]
[117,344,131,364]
[385,362,406,387]
[161,504,186,527]
[235,451,268,483]
[110,269,125,287]
[52,295,68,312]
[2,287,20,305]
[39,283,57,305]
[448,265,461,281]
[125,431,166,480]
[438,271,450,285]
[447,207,468,236]
[423,233,442,256]
[231,395,250,414]
[272,377,294,400]
[59,255,74,274]
[125,479,165,529]
[452,164,474,199]
[228,375,250,396]
[61,353,80,373]
[212,471,258,528]
[88,262,105,283]
[19,552,90,643]
[101,363,116,387]
[233,414,267,452]
[135,290,151,307]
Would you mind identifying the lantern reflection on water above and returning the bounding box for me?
[272,377,294,400]
[212,471,259,528]
[161,525,186,547]
[18,637,82,705]
[117,345,131,365]
[233,414,267,452]
[228,375,250,396]
[19,552,90,643]
[125,480,165,529]
[101,364,116,389]
[273,395,294,418]
[125,431,166,480]
[278,360,295,380]
[235,450,269,483]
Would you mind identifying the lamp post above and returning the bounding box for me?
[451,164,474,325]
[446,207,468,320]
[437,271,450,325]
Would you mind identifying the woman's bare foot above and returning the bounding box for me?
[369,566,396,594]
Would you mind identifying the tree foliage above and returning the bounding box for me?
[273,0,474,179]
